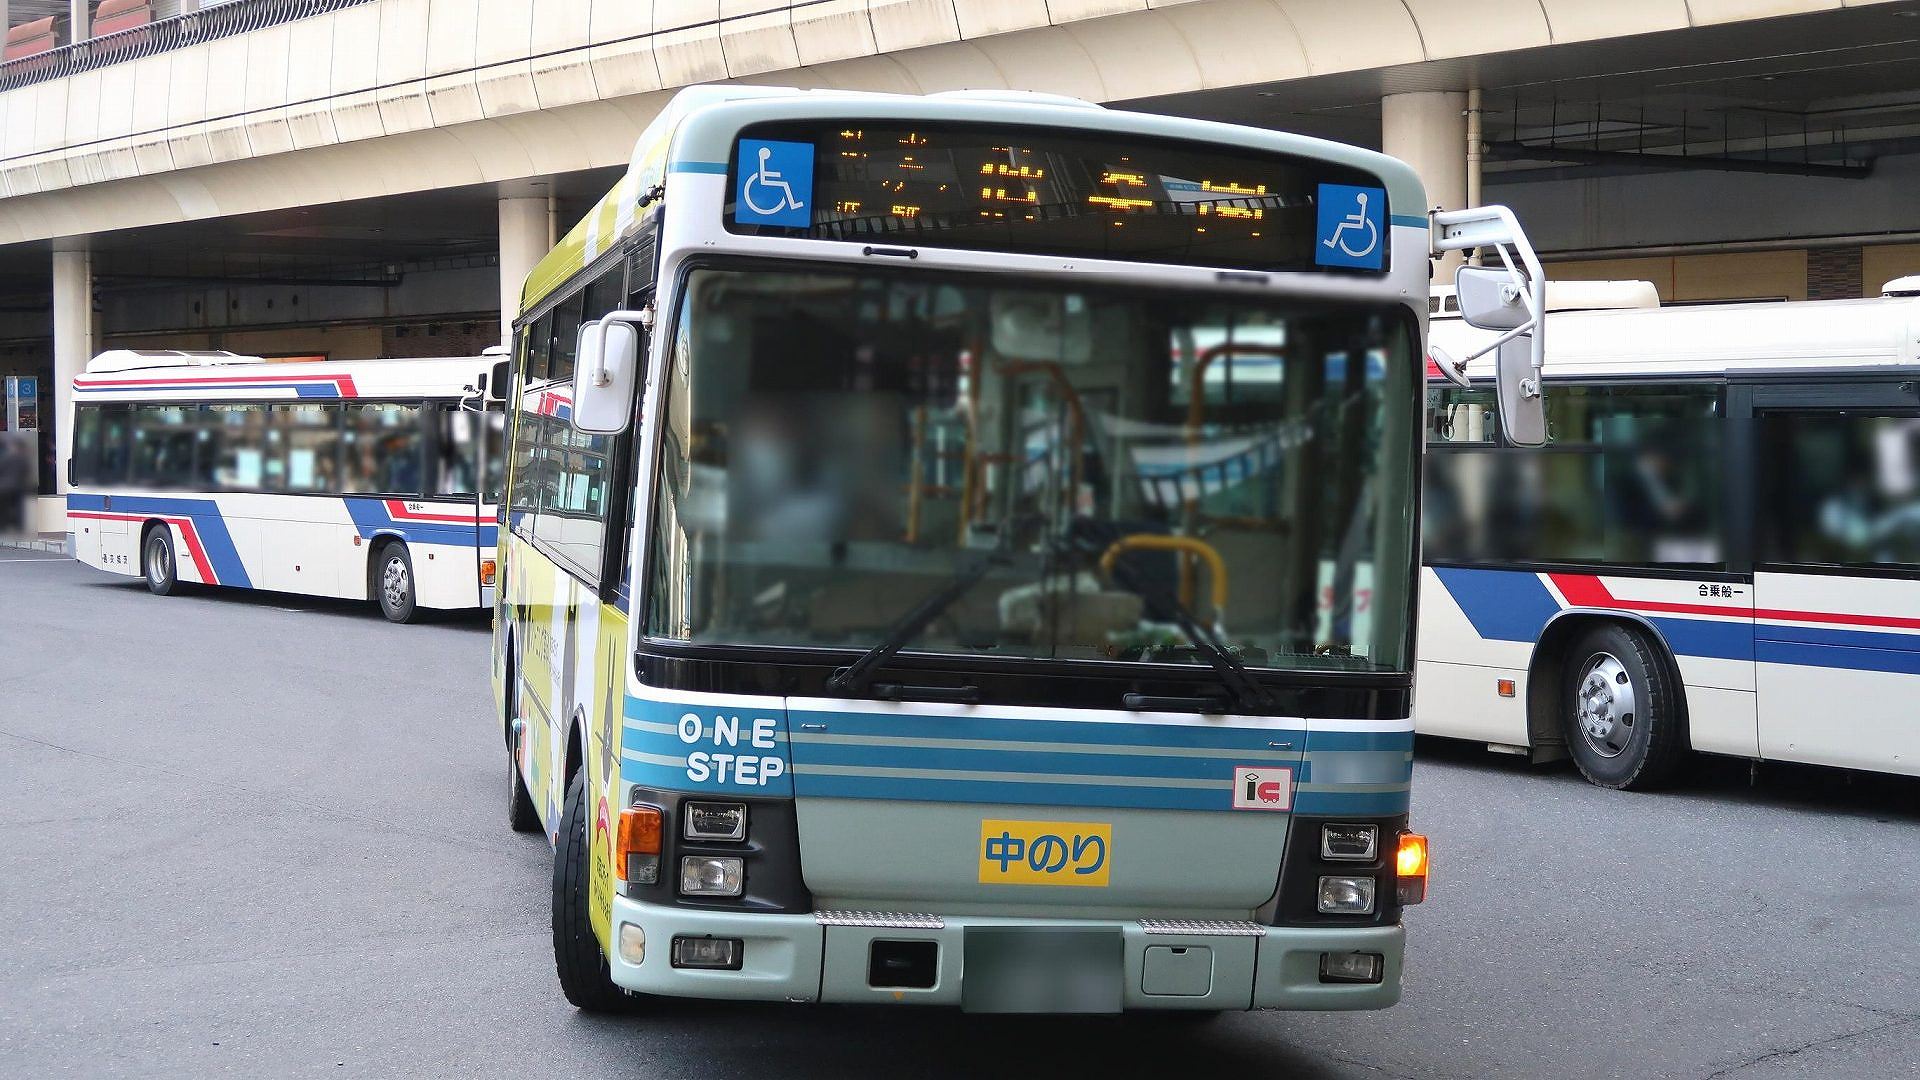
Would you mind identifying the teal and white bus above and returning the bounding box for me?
[494,85,1546,1015]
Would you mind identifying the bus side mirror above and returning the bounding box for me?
[1495,336,1546,447]
[571,318,640,435]
[1455,265,1527,331]
[1455,262,1546,447]
[488,359,510,403]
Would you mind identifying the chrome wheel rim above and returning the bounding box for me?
[1575,652,1638,759]
[146,535,170,587]
[381,555,410,612]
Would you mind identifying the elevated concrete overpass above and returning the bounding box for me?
[5,0,1920,532]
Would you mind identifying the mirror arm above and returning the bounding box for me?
[1431,204,1548,398]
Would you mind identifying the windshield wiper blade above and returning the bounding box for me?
[1104,558,1276,714]
[825,550,1011,698]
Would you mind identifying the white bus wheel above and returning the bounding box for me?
[1561,623,1687,791]
[371,542,420,624]
[143,525,179,597]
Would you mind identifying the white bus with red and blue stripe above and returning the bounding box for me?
[1420,282,1920,788]
[67,349,506,622]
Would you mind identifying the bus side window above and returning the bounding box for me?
[71,404,102,485]
[264,403,343,494]
[551,293,583,386]
[1761,412,1920,569]
[342,402,426,497]
[129,403,197,490]
[527,313,554,385]
[583,265,624,323]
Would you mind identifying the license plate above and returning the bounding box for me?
[977,819,1111,886]
[962,929,1123,1013]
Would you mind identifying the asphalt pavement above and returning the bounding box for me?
[2,551,1916,1079]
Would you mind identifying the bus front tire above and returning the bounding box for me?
[372,542,420,624]
[1561,623,1686,790]
[143,526,179,596]
[552,771,639,1013]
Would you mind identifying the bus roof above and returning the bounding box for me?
[74,352,500,403]
[517,84,1429,320]
[1432,292,1920,380]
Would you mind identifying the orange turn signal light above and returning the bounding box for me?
[1396,832,1429,905]
[616,805,663,885]
[480,559,497,586]
[1496,678,1516,698]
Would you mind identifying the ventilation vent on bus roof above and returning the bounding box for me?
[1881,275,1920,297]
[84,349,267,374]
[930,89,1103,110]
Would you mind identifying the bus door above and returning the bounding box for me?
[1751,381,1920,775]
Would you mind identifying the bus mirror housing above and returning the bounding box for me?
[488,359,510,403]
[571,317,642,435]
[1494,336,1546,446]
[1430,205,1548,448]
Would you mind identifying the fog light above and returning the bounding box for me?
[1317,875,1377,915]
[617,922,647,965]
[680,855,744,897]
[671,936,743,970]
[683,801,746,841]
[1319,951,1384,984]
[1320,823,1378,861]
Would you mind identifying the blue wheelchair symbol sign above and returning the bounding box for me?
[735,139,814,229]
[1315,183,1387,270]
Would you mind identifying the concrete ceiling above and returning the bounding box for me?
[1128,0,1920,182]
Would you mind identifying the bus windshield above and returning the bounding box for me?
[644,265,1418,674]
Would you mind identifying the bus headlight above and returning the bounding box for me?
[683,801,747,841]
[680,856,744,897]
[1317,875,1377,915]
[1320,823,1378,861]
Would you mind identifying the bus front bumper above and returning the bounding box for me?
[607,895,1403,1011]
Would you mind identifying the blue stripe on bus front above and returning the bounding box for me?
[789,742,1270,781]
[784,708,1307,751]
[66,493,252,587]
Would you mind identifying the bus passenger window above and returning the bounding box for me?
[129,404,198,490]
[195,404,264,489]
[1761,412,1920,569]
[265,403,342,494]
[343,403,425,496]
[551,294,583,386]
[434,405,505,502]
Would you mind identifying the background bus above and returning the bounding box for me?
[1420,283,1920,789]
[495,85,1542,1015]
[68,350,505,622]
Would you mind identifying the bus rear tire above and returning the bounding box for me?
[372,542,420,624]
[143,525,179,596]
[552,771,640,1013]
[1561,623,1686,790]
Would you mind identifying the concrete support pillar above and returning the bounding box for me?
[68,0,87,43]
[52,241,94,495]
[498,192,549,347]
[1382,91,1468,275]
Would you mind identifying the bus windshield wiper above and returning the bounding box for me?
[825,550,1012,699]
[1103,557,1276,715]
